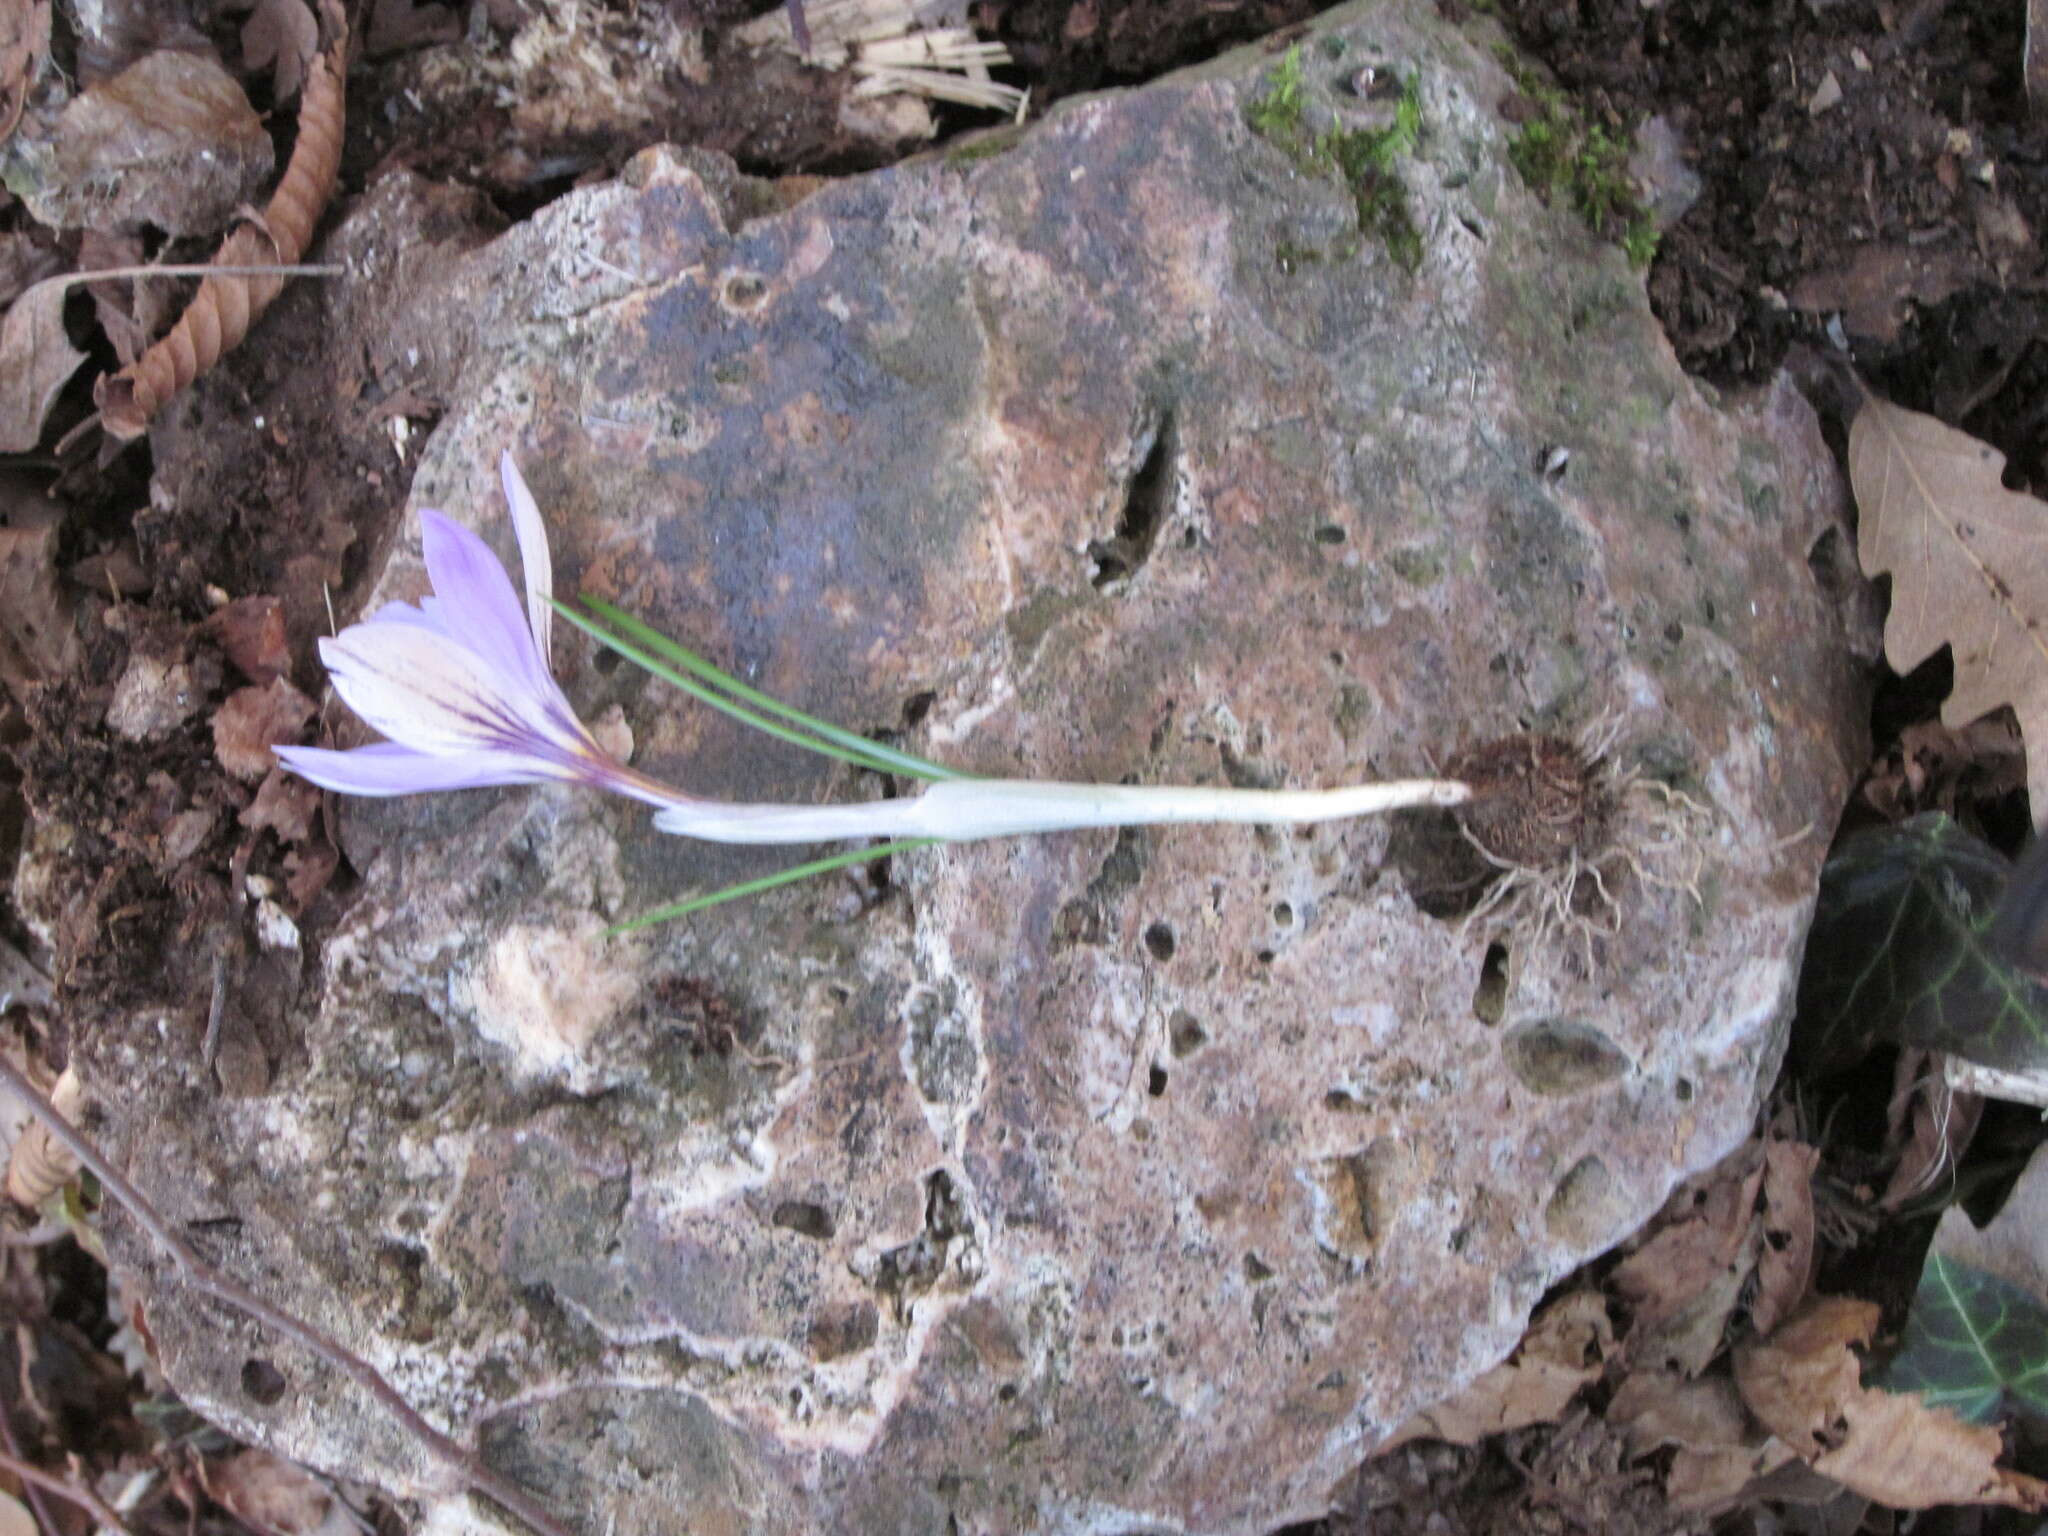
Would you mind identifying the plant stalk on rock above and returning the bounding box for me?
[276,455,1473,917]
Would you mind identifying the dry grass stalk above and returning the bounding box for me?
[93,3,348,439]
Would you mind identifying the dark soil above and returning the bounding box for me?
[1488,0,2048,495]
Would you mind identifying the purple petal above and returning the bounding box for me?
[274,741,544,796]
[318,621,573,758]
[418,508,552,694]
[499,454,553,667]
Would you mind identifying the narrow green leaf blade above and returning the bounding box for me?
[1885,1252,2048,1423]
[1795,814,2048,1074]
[608,840,935,933]
[576,597,969,782]
[553,601,920,778]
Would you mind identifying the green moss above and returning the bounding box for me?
[1386,545,1445,586]
[947,125,1026,166]
[1498,58,1658,267]
[1245,49,1426,270]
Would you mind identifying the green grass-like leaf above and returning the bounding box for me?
[1794,814,2048,1075]
[555,598,968,782]
[607,839,936,934]
[1885,1252,2048,1423]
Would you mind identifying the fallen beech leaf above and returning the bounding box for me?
[1752,1137,1820,1335]
[1379,1291,1611,1448]
[1879,1052,1981,1210]
[1609,1370,1798,1514]
[0,279,84,452]
[1848,396,2048,820]
[233,0,319,100]
[1612,1141,1765,1329]
[1735,1295,2048,1511]
[213,678,316,782]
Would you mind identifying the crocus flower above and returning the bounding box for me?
[280,455,1471,852]
[274,455,683,807]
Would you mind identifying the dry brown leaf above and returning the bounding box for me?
[1848,396,2048,818]
[1609,1370,1798,1514]
[1612,1141,1765,1329]
[234,0,319,100]
[0,0,49,142]
[213,678,316,782]
[1792,248,1972,343]
[201,1449,347,1536]
[0,481,79,704]
[240,765,318,843]
[1880,1050,1982,1210]
[1735,1295,2048,1512]
[204,594,290,684]
[1379,1291,1612,1449]
[366,0,461,56]
[5,1064,81,1208]
[1753,1138,1820,1336]
[0,278,84,452]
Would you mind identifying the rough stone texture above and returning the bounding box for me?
[72,3,1874,1532]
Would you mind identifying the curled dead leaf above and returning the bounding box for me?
[1608,1369,1798,1514]
[232,0,319,100]
[1734,1295,2048,1511]
[1379,1291,1612,1449]
[4,1063,81,1208]
[0,0,49,142]
[1847,396,2048,822]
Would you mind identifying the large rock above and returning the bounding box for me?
[76,2,1871,1531]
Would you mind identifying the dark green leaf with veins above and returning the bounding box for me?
[1795,814,2048,1074]
[1885,1253,2048,1423]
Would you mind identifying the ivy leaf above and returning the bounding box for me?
[1794,814,2048,1074]
[1886,1254,2048,1423]
[1888,1142,2048,1423]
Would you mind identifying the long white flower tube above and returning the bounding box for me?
[654,775,1470,844]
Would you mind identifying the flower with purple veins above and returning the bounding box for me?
[273,454,681,808]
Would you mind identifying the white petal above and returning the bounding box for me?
[500,452,553,666]
[319,621,583,763]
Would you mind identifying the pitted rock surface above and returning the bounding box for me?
[72,2,1872,1531]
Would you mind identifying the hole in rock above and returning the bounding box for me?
[1143,921,1176,961]
[1168,1010,1207,1057]
[1271,901,1294,926]
[241,1358,287,1405]
[902,690,936,727]
[1314,524,1347,545]
[1472,941,1510,1025]
[1147,1063,1168,1097]
[593,648,621,674]
[772,1200,837,1239]
[1089,411,1177,588]
[1242,1252,1276,1283]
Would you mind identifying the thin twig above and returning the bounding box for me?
[0,1057,576,1536]
[0,1447,134,1536]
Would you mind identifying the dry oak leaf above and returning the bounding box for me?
[1751,1137,1821,1337]
[1848,396,2048,819]
[1379,1291,1612,1449]
[0,278,84,452]
[1734,1294,2048,1511]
